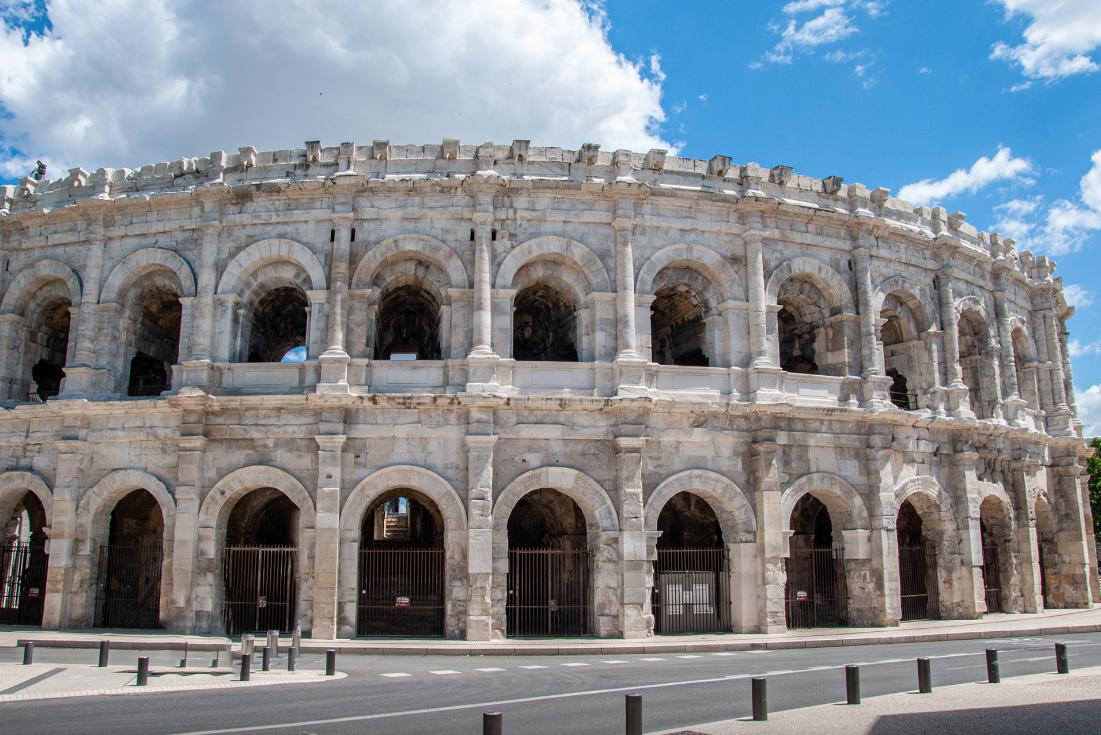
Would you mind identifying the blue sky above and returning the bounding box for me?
[1,0,1100,428]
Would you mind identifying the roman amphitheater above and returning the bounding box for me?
[0,139,1094,641]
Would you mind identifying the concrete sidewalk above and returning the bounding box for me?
[3,606,1101,656]
[664,666,1101,734]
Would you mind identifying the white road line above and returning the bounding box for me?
[602,660,628,664]
[519,665,547,669]
[380,673,411,678]
[641,657,666,662]
[475,668,505,672]
[745,650,770,654]
[677,655,702,659]
[428,670,460,675]
[561,663,589,667]
[765,670,793,675]
[711,652,737,657]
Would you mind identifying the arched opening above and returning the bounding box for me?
[897,499,940,620]
[222,488,299,634]
[880,294,926,410]
[245,286,308,363]
[26,296,71,402]
[777,277,842,376]
[652,492,728,633]
[958,311,993,419]
[785,494,847,627]
[0,492,48,625]
[979,496,1014,614]
[124,288,182,396]
[650,285,709,366]
[357,489,445,637]
[506,488,589,636]
[1012,328,1037,409]
[513,283,578,362]
[1035,497,1057,608]
[374,284,441,360]
[95,489,164,628]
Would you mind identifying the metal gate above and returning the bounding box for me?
[222,547,297,636]
[785,547,847,628]
[653,548,730,634]
[507,549,590,636]
[357,548,444,637]
[982,544,1002,613]
[0,543,48,625]
[899,544,939,621]
[95,542,163,628]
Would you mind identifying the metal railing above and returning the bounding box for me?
[357,547,444,637]
[653,548,730,634]
[222,546,297,635]
[785,546,847,628]
[507,548,590,637]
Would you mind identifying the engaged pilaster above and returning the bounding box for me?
[58,227,108,398]
[615,436,650,638]
[312,430,346,639]
[318,207,353,394]
[752,438,787,632]
[465,432,497,640]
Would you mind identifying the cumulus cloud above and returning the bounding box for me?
[1074,384,1101,437]
[897,147,1033,206]
[755,1,885,67]
[990,0,1101,83]
[0,0,671,177]
[1039,149,1101,254]
[1063,284,1094,309]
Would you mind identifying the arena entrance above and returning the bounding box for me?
[0,492,48,625]
[222,489,298,635]
[95,489,164,628]
[785,495,847,628]
[897,499,939,621]
[357,490,445,637]
[652,492,729,634]
[506,488,590,636]
[979,496,1013,614]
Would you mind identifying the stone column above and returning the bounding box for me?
[1009,460,1044,613]
[613,202,639,361]
[42,440,85,628]
[0,313,25,401]
[318,212,352,393]
[951,449,986,618]
[859,441,897,626]
[1042,310,1074,436]
[465,433,497,640]
[179,199,222,391]
[752,439,787,632]
[745,228,769,369]
[58,230,107,398]
[211,295,240,362]
[1047,465,1094,606]
[306,290,328,360]
[1058,318,1079,419]
[467,187,501,392]
[312,432,345,639]
[615,436,650,638]
[853,232,892,407]
[994,274,1019,402]
[171,432,206,631]
[936,263,973,418]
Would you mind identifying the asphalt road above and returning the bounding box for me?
[2,632,1100,735]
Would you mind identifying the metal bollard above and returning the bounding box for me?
[986,649,1000,684]
[267,630,279,658]
[917,657,932,694]
[136,656,149,687]
[22,641,33,665]
[287,647,297,672]
[751,677,768,722]
[483,712,502,735]
[242,634,254,657]
[240,653,252,682]
[325,649,337,676]
[178,641,188,668]
[845,664,861,705]
[625,693,642,735]
[98,640,110,668]
[261,645,271,672]
[1056,642,1070,674]
[292,624,301,657]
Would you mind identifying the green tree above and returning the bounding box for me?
[1088,438,1101,542]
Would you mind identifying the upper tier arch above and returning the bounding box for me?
[351,234,468,292]
[495,236,611,293]
[765,256,854,312]
[100,248,197,303]
[636,244,745,303]
[1,259,82,314]
[217,239,327,296]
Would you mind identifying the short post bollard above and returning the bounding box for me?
[625,693,642,735]
[917,658,932,694]
[287,647,297,672]
[22,641,33,665]
[483,711,502,735]
[751,677,768,722]
[292,624,301,657]
[242,634,254,657]
[986,649,1000,684]
[136,656,150,687]
[267,630,279,658]
[1056,642,1070,674]
[240,653,252,682]
[845,664,861,705]
[98,640,110,667]
[325,649,336,676]
[178,641,189,668]
[261,646,271,672]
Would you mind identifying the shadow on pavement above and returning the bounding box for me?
[868,699,1101,735]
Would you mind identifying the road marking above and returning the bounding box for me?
[428,670,460,675]
[475,668,505,672]
[641,657,665,662]
[765,670,793,675]
[711,652,737,657]
[380,673,411,678]
[519,665,547,669]
[947,655,1054,671]
[602,660,628,664]
[677,655,702,659]
[745,650,770,654]
[561,662,589,667]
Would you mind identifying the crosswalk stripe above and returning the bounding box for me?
[561,663,590,667]
[428,670,461,675]
[602,660,628,664]
[519,665,547,669]
[677,655,702,659]
[380,673,411,678]
[476,668,505,672]
[641,657,665,662]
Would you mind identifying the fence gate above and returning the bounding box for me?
[0,543,48,625]
[95,542,163,628]
[653,548,730,634]
[982,544,1002,613]
[898,544,940,621]
[507,549,590,636]
[785,547,847,628]
[357,548,444,637]
[223,546,297,636]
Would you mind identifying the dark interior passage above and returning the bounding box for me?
[654,492,728,634]
[513,283,578,361]
[247,286,308,363]
[897,499,939,621]
[28,297,71,401]
[374,284,441,360]
[651,286,708,366]
[786,494,846,628]
[98,489,164,628]
[223,488,298,635]
[0,492,48,625]
[126,288,181,396]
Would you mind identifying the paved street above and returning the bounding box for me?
[1,632,1099,734]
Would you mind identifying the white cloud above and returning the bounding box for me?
[990,0,1101,82]
[782,0,845,13]
[1070,340,1101,358]
[917,66,932,75]
[0,0,671,177]
[992,196,1044,241]
[1074,384,1101,437]
[898,147,1033,206]
[1038,149,1101,254]
[1064,284,1094,309]
[767,7,858,64]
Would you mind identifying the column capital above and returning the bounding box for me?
[315,434,347,451]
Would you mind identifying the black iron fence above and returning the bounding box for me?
[0,543,47,625]
[223,546,297,635]
[898,544,939,621]
[357,547,445,637]
[785,546,847,628]
[653,548,730,634]
[982,543,1002,613]
[95,542,163,628]
[507,548,590,637]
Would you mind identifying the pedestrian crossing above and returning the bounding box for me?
[376,651,761,680]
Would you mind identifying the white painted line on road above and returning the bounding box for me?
[602,660,628,664]
[677,655,702,659]
[561,663,589,667]
[765,670,793,675]
[711,652,737,656]
[947,655,1054,671]
[641,657,665,662]
[475,668,505,672]
[380,673,411,678]
[428,670,460,675]
[519,665,547,669]
[745,650,770,654]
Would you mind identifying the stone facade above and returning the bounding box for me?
[0,139,1095,640]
